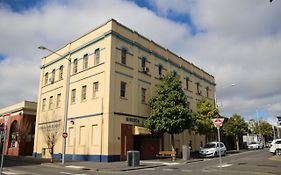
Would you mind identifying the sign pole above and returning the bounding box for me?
[217,127,222,168]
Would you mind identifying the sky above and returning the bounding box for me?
[0,0,280,125]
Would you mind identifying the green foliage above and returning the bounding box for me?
[224,114,248,136]
[192,98,219,135]
[253,120,273,138]
[144,73,192,135]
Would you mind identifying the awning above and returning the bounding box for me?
[133,126,151,135]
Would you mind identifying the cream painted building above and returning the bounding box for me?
[33,19,215,162]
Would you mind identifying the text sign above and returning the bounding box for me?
[212,118,224,128]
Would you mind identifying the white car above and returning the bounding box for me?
[269,139,281,155]
[248,141,263,150]
[199,142,227,158]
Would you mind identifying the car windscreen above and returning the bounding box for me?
[203,143,216,148]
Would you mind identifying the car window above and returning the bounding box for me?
[204,143,216,148]
[220,143,224,147]
[276,141,281,144]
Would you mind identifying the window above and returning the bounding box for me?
[51,69,55,83]
[141,88,146,103]
[59,66,63,80]
[186,101,190,110]
[73,59,78,74]
[56,93,61,108]
[185,78,189,90]
[196,82,201,95]
[69,127,74,146]
[141,57,146,69]
[44,73,48,85]
[92,125,99,145]
[42,98,46,111]
[158,64,163,78]
[93,81,99,98]
[71,89,76,103]
[81,85,87,101]
[121,48,127,64]
[49,96,53,110]
[206,87,209,98]
[94,49,100,65]
[172,70,177,77]
[83,54,88,69]
[79,126,86,145]
[120,81,126,97]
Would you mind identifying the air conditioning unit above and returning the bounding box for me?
[143,67,149,73]
[49,77,54,84]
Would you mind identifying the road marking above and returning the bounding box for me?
[181,169,192,172]
[218,163,232,168]
[2,171,20,175]
[143,168,156,171]
[163,168,173,171]
[202,169,211,173]
[60,172,73,175]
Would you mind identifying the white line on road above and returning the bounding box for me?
[65,165,85,169]
[2,171,20,175]
[218,163,232,168]
[163,168,173,171]
[181,169,192,172]
[60,172,73,175]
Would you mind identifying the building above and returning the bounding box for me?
[0,101,37,156]
[33,19,216,162]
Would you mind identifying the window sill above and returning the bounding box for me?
[120,96,128,100]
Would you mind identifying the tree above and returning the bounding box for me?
[192,98,219,141]
[253,120,273,144]
[224,114,248,151]
[144,73,192,160]
[40,111,62,163]
[17,118,35,155]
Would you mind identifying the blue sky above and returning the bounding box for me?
[0,0,281,125]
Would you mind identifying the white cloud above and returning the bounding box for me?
[0,0,281,124]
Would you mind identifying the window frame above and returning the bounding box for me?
[81,85,87,101]
[56,93,61,108]
[120,81,126,98]
[93,81,99,98]
[121,48,127,65]
[94,49,100,65]
[49,96,53,110]
[71,89,76,104]
[59,66,63,80]
[73,59,78,74]
[83,54,89,69]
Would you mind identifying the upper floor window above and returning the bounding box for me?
[51,69,55,83]
[196,82,201,95]
[42,98,46,111]
[141,88,146,103]
[71,89,76,104]
[141,57,149,73]
[121,48,127,65]
[73,59,78,74]
[83,54,88,69]
[206,87,209,98]
[49,96,53,110]
[186,101,190,110]
[59,66,63,80]
[81,85,87,101]
[44,72,48,85]
[158,64,163,78]
[172,70,178,77]
[120,81,126,98]
[185,77,189,90]
[93,81,99,98]
[94,49,100,65]
[56,93,61,108]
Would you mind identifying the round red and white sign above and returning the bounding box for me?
[62,132,68,138]
[212,118,224,128]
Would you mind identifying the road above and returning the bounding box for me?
[2,149,281,175]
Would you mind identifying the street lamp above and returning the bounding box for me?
[38,46,71,164]
[215,83,236,107]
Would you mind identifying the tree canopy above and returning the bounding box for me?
[191,98,219,135]
[253,120,273,140]
[144,73,192,135]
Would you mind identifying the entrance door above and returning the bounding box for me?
[120,124,133,161]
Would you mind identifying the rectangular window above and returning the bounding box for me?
[158,65,163,78]
[94,49,100,65]
[83,54,88,69]
[196,83,201,95]
[81,85,87,101]
[121,49,127,64]
[93,81,99,98]
[59,66,63,80]
[120,81,126,97]
[73,59,78,74]
[56,93,61,108]
[186,101,190,109]
[44,73,48,85]
[69,127,74,146]
[49,96,53,110]
[141,88,146,103]
[71,89,76,103]
[206,87,209,98]
[51,69,55,83]
[92,125,99,145]
[79,126,86,145]
[185,78,189,90]
[42,98,46,111]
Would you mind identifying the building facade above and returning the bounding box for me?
[33,19,216,162]
[0,101,37,156]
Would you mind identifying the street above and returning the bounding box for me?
[1,149,281,175]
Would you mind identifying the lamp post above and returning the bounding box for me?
[215,83,236,108]
[38,46,71,164]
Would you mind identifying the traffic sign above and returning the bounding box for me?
[62,132,68,138]
[212,118,224,128]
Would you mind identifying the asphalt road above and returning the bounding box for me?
[2,149,281,175]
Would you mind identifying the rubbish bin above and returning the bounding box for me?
[182,145,190,160]
[127,150,140,166]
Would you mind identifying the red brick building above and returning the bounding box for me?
[0,101,36,156]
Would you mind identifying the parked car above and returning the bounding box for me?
[269,139,281,155]
[199,142,227,158]
[266,140,273,148]
[247,141,263,150]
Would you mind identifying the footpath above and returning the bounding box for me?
[4,155,203,172]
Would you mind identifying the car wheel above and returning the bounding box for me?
[276,149,281,156]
